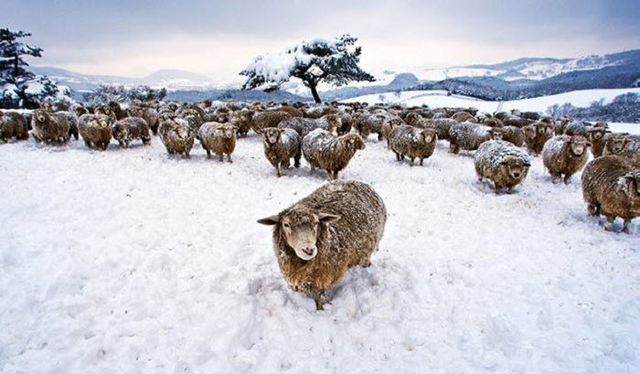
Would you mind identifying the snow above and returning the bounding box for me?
[1,130,639,373]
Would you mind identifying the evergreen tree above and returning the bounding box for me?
[240,35,375,103]
[0,28,44,108]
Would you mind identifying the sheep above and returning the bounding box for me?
[502,115,534,128]
[581,156,640,233]
[586,126,610,158]
[269,106,304,118]
[70,103,88,118]
[257,180,387,310]
[128,106,160,135]
[381,117,405,147]
[107,101,127,120]
[0,111,29,142]
[278,114,341,138]
[197,122,237,162]
[78,114,112,150]
[229,108,253,137]
[113,117,151,148]
[522,121,553,155]
[251,111,293,134]
[602,133,640,166]
[451,111,477,123]
[261,127,301,177]
[158,119,195,158]
[500,126,525,147]
[57,111,79,141]
[542,135,589,184]
[404,111,425,127]
[474,140,532,193]
[302,129,365,180]
[389,125,437,166]
[352,112,388,141]
[554,117,571,135]
[94,104,118,124]
[482,117,504,128]
[31,109,71,144]
[422,118,456,141]
[448,122,502,154]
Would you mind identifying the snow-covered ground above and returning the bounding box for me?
[343,88,640,120]
[1,132,639,374]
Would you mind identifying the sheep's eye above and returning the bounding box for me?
[283,223,290,228]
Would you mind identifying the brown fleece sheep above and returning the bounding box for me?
[261,127,301,177]
[500,126,525,147]
[31,109,71,144]
[269,106,303,118]
[229,109,253,137]
[602,133,640,165]
[78,114,112,150]
[523,121,553,155]
[587,127,610,158]
[389,125,437,166]
[113,117,151,148]
[582,156,640,233]
[197,122,237,162]
[70,103,88,118]
[404,111,425,127]
[482,117,504,128]
[159,119,195,158]
[107,101,127,120]
[128,106,160,135]
[474,140,532,193]
[0,111,29,142]
[352,112,387,141]
[381,117,405,147]
[94,104,118,124]
[302,129,365,180]
[251,111,293,134]
[542,135,589,184]
[278,114,341,138]
[448,122,502,154]
[451,111,477,123]
[257,180,387,310]
[502,115,534,128]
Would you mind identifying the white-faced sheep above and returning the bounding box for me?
[582,156,640,233]
[113,117,151,148]
[78,114,112,150]
[257,180,387,309]
[278,114,341,138]
[0,111,29,142]
[261,127,301,177]
[474,140,531,193]
[302,129,365,180]
[389,125,438,166]
[31,109,71,144]
[448,122,502,154]
[197,122,237,162]
[542,135,590,184]
[159,119,195,158]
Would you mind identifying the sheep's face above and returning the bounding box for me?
[220,125,236,139]
[489,129,503,141]
[607,137,627,154]
[34,110,47,124]
[588,129,605,141]
[263,128,281,145]
[175,126,192,140]
[421,129,438,144]
[343,134,365,151]
[258,208,341,261]
[501,156,530,180]
[569,136,588,156]
[523,125,536,139]
[114,125,129,141]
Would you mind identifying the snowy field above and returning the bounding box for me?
[1,132,639,374]
[343,88,640,119]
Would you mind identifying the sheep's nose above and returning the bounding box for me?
[514,172,521,178]
[301,247,315,256]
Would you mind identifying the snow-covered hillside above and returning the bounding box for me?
[343,88,640,118]
[1,131,638,373]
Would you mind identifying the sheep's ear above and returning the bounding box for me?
[524,161,531,167]
[257,215,280,225]
[318,212,341,223]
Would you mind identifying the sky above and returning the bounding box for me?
[4,0,640,84]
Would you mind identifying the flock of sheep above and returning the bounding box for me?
[1,97,639,308]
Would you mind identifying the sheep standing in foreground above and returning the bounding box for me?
[261,127,301,177]
[302,129,365,180]
[582,156,640,233]
[448,122,502,154]
[389,125,438,166]
[78,114,112,150]
[474,140,531,193]
[197,122,237,162]
[257,180,387,310]
[31,109,71,144]
[159,119,195,158]
[542,135,590,184]
[113,117,151,148]
[0,111,29,142]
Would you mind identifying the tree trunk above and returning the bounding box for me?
[307,81,322,104]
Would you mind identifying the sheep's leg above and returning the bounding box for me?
[586,201,600,216]
[420,158,424,166]
[604,215,617,232]
[218,153,224,162]
[184,151,191,159]
[84,140,91,148]
[410,157,415,166]
[378,132,383,141]
[394,152,401,161]
[493,183,501,194]
[205,148,211,158]
[227,153,232,163]
[449,143,459,154]
[622,220,631,234]
[563,174,572,184]
[313,292,328,311]
[294,154,300,168]
[276,165,281,178]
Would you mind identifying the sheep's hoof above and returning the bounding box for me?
[313,293,328,311]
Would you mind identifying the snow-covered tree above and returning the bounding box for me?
[83,84,167,106]
[240,35,375,103]
[0,28,50,108]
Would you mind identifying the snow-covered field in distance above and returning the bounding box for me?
[1,130,639,373]
[343,87,640,120]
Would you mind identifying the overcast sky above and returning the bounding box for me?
[5,0,640,83]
